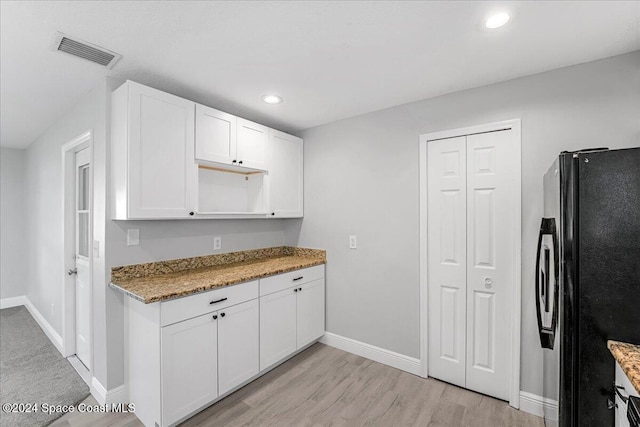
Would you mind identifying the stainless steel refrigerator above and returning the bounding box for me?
[536,147,640,427]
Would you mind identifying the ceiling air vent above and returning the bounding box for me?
[52,32,121,69]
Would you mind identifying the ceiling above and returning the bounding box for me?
[1,1,639,149]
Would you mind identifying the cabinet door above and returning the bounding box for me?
[296,279,325,349]
[195,104,237,165]
[128,82,196,218]
[268,130,303,218]
[260,287,297,370]
[218,299,259,395]
[161,313,218,426]
[236,118,268,170]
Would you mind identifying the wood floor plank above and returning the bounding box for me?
[55,343,543,427]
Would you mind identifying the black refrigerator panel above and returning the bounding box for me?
[575,148,640,426]
[559,152,578,427]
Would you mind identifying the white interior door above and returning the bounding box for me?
[427,136,467,388]
[427,129,515,401]
[465,131,514,400]
[74,148,91,370]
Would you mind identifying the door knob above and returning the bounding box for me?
[67,268,78,276]
[483,277,493,289]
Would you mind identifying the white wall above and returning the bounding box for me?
[0,147,27,299]
[292,51,640,397]
[20,79,121,392]
[23,88,98,333]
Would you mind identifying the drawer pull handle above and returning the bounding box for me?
[210,298,228,305]
[212,314,218,320]
[220,312,226,317]
[293,276,304,281]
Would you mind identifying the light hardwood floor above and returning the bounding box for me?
[52,343,543,427]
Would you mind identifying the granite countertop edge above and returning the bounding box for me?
[608,340,640,394]
[109,250,326,304]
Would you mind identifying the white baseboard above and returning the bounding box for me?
[0,295,27,309]
[519,391,558,420]
[320,332,422,376]
[91,377,128,405]
[22,297,64,356]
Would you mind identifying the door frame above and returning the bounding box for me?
[61,130,93,370]
[419,119,521,408]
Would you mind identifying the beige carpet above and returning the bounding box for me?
[0,306,89,427]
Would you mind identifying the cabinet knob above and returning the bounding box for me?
[232,160,237,164]
[271,212,275,216]
[298,287,302,291]
[212,314,218,320]
[189,211,195,216]
[238,160,243,164]
[220,312,226,317]
[294,289,298,293]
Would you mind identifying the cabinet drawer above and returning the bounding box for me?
[161,280,258,326]
[259,265,324,296]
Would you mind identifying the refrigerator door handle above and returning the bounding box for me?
[536,217,559,349]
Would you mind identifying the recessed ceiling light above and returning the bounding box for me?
[262,94,283,104]
[485,12,510,29]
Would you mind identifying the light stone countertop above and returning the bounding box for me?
[109,246,326,304]
[608,340,640,394]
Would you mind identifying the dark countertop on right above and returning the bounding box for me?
[608,340,640,394]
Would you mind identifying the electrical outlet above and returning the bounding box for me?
[127,229,140,246]
[349,235,357,249]
[213,236,222,251]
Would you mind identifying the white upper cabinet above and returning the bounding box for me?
[236,118,268,170]
[111,81,197,219]
[195,111,268,171]
[111,80,303,219]
[195,104,237,165]
[267,130,303,218]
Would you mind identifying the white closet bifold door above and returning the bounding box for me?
[427,129,515,401]
[427,136,467,388]
[464,131,513,401]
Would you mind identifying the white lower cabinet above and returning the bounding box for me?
[161,299,259,426]
[217,299,259,395]
[260,288,297,370]
[161,313,218,426]
[296,279,325,349]
[126,266,325,427]
[259,266,326,371]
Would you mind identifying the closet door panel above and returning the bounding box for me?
[465,130,515,401]
[427,136,467,388]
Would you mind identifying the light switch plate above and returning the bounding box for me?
[349,235,357,249]
[127,229,140,246]
[213,236,222,251]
